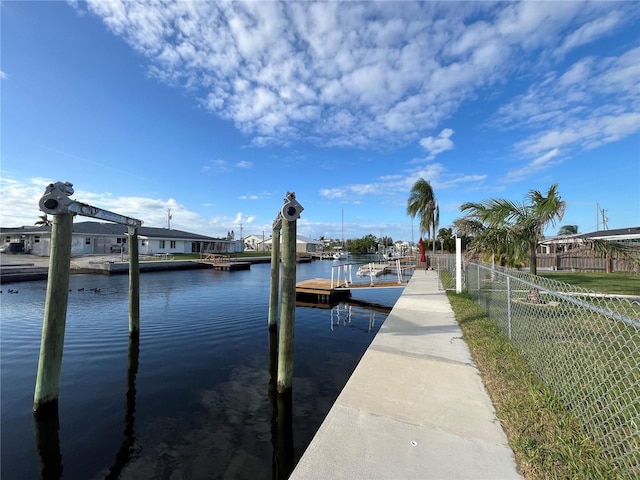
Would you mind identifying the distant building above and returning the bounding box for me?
[262,235,324,253]
[0,221,243,256]
[243,234,266,252]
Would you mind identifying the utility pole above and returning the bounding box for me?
[167,208,172,230]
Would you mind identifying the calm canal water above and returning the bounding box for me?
[1,259,406,479]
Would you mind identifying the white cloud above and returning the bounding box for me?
[504,148,561,183]
[0,177,240,238]
[0,71,7,80]
[419,128,455,160]
[73,1,635,148]
[493,44,640,182]
[555,11,624,58]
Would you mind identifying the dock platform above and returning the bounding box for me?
[290,270,521,480]
[295,277,407,304]
[196,254,251,271]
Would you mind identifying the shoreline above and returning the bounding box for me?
[0,253,272,284]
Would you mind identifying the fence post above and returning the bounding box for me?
[507,276,512,340]
[455,237,462,293]
[128,227,140,339]
[33,212,73,417]
[477,264,480,298]
[268,221,281,329]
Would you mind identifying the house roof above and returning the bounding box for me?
[541,226,640,244]
[1,221,226,242]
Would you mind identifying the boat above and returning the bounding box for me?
[383,248,403,261]
[333,251,349,260]
[332,209,349,260]
[356,263,388,277]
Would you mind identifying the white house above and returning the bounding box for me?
[0,221,243,257]
[262,234,324,253]
[243,234,267,252]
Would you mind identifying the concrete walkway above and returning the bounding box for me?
[290,270,522,480]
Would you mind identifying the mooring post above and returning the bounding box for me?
[128,227,140,338]
[277,215,296,393]
[277,192,303,394]
[268,216,282,329]
[33,212,74,417]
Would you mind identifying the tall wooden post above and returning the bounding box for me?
[33,212,74,417]
[268,219,281,329]
[128,227,140,339]
[277,215,297,393]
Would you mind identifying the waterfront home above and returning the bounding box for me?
[0,221,243,257]
[262,234,324,253]
[243,233,267,252]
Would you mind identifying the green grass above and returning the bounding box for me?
[539,271,640,296]
[447,291,628,480]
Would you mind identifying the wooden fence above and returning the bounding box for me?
[537,250,639,273]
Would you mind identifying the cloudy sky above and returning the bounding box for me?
[2,1,639,241]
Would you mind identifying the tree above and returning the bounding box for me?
[459,184,566,275]
[407,178,439,255]
[436,227,454,252]
[34,214,52,227]
[557,224,578,236]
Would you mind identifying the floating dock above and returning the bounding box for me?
[295,277,407,304]
[196,254,251,271]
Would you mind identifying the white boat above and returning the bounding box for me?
[356,263,388,277]
[383,249,402,261]
[333,251,349,260]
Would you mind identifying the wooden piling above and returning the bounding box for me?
[268,223,281,329]
[128,227,140,338]
[33,212,73,417]
[277,216,296,393]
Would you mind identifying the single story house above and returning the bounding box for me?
[0,221,243,257]
[537,226,640,272]
[262,234,324,253]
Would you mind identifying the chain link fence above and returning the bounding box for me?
[440,259,639,476]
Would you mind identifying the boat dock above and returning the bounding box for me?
[296,260,412,304]
[290,269,521,479]
[196,254,251,271]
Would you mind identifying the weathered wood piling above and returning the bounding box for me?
[33,181,143,418]
[33,212,73,417]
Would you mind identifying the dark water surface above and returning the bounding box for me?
[1,260,405,479]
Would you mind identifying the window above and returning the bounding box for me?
[85,237,91,245]
[34,236,40,243]
[5,236,10,243]
[159,240,165,249]
[170,240,176,249]
[141,239,147,246]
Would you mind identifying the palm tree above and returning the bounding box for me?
[34,214,52,227]
[459,184,566,275]
[557,224,578,236]
[407,178,439,256]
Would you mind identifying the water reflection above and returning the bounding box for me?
[105,336,141,479]
[34,413,63,480]
[328,300,391,333]
[269,327,294,480]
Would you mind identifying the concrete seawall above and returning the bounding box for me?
[290,270,522,479]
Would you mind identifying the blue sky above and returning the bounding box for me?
[2,1,639,242]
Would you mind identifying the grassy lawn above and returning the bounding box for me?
[539,271,640,296]
[447,291,628,480]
